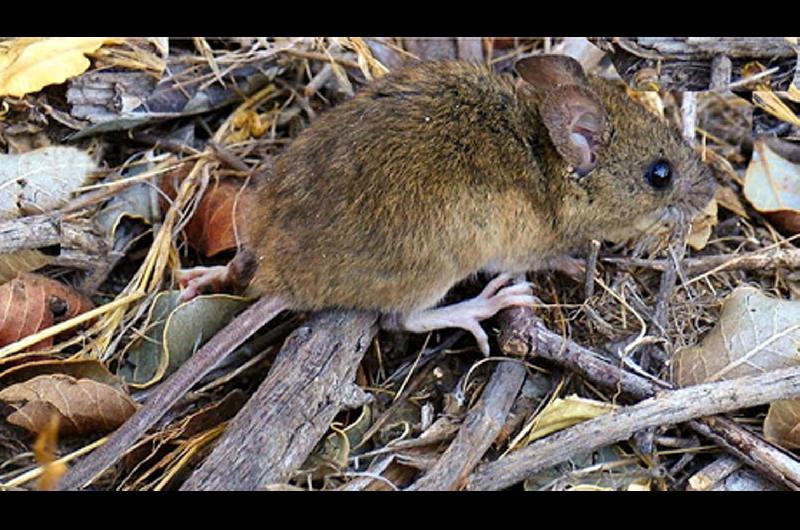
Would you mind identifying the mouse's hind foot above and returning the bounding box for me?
[382,273,535,356]
[175,265,232,302]
[176,250,258,303]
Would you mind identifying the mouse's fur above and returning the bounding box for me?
[236,58,715,314]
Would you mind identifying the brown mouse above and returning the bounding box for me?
[61,55,716,489]
[181,55,715,353]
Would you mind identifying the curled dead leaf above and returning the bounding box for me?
[0,273,94,349]
[0,373,136,436]
[743,138,800,233]
[118,291,249,387]
[764,400,800,449]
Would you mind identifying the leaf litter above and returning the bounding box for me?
[0,37,798,491]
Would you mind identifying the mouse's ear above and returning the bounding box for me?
[539,85,611,175]
[515,55,588,91]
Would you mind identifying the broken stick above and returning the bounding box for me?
[180,309,377,491]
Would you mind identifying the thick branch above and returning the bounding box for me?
[180,309,377,491]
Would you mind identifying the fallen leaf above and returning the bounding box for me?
[0,358,124,392]
[753,91,800,128]
[0,146,95,219]
[0,373,136,436]
[525,395,617,445]
[714,185,749,219]
[118,291,249,387]
[687,198,718,251]
[673,286,800,385]
[764,400,800,449]
[673,285,800,449]
[743,138,800,233]
[33,414,66,490]
[160,176,243,257]
[95,154,163,237]
[0,37,123,97]
[0,273,94,349]
[0,250,54,284]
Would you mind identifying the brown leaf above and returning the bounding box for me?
[764,400,800,449]
[0,373,136,436]
[673,286,800,386]
[0,358,125,392]
[0,273,94,349]
[160,174,242,257]
[33,414,66,490]
[715,185,749,219]
[743,138,800,233]
[674,286,800,450]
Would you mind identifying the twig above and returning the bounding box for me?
[584,239,601,299]
[466,365,800,490]
[687,415,800,490]
[497,306,665,398]
[605,246,800,277]
[406,360,527,490]
[493,303,800,490]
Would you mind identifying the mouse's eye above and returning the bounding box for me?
[645,159,673,190]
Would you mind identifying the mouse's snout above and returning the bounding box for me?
[679,163,716,217]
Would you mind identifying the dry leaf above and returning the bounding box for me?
[675,286,800,449]
[33,414,66,490]
[0,37,123,97]
[525,395,617,445]
[714,185,749,219]
[673,286,800,386]
[0,373,136,436]
[161,176,242,257]
[764,400,800,448]
[0,273,94,349]
[0,358,124,392]
[743,138,800,233]
[753,91,800,128]
[687,198,718,251]
[118,291,249,387]
[0,146,95,219]
[0,250,54,284]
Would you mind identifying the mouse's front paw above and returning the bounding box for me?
[387,274,536,356]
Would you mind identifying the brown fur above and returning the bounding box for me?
[237,60,715,314]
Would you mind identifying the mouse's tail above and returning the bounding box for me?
[58,295,288,490]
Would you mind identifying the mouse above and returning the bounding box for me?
[60,55,716,489]
[180,54,715,353]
